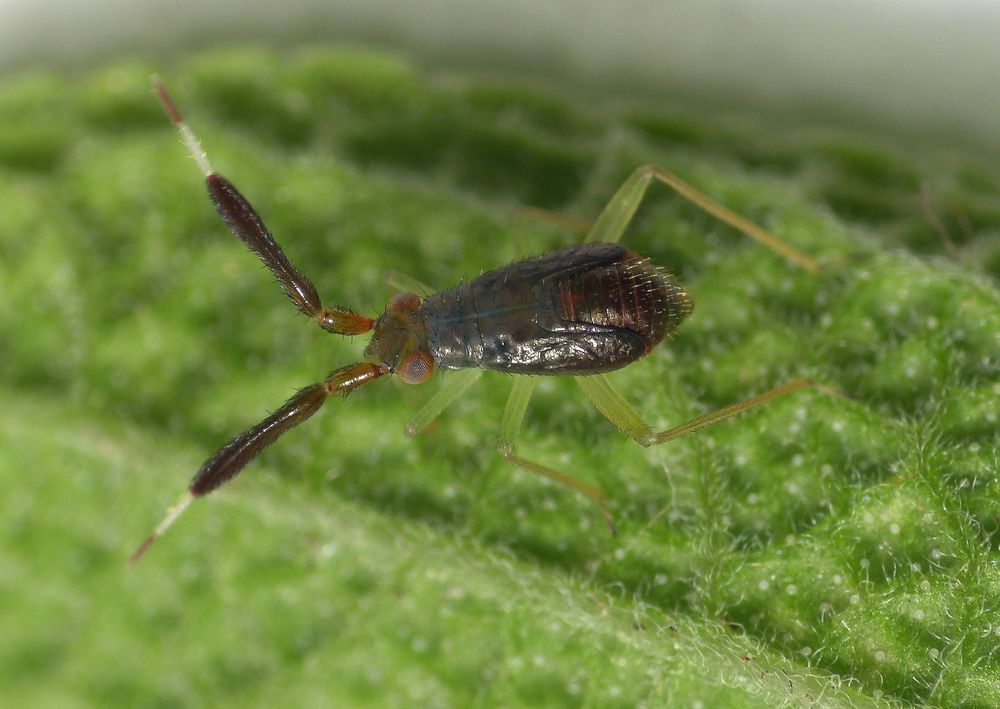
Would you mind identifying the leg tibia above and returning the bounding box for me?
[649,378,814,444]
[499,448,617,535]
[578,374,818,446]
[576,374,655,446]
[384,270,435,296]
[498,377,616,534]
[498,377,536,452]
[404,369,483,437]
[584,164,819,272]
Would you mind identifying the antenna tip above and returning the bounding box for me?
[128,491,195,564]
[129,534,156,565]
[151,74,184,127]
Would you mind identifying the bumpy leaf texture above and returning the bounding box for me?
[0,47,997,707]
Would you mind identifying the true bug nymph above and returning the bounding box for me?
[131,78,821,562]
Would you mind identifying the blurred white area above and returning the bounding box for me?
[1,0,998,153]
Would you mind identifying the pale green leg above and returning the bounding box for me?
[511,208,591,258]
[510,211,530,259]
[498,376,537,452]
[404,369,483,437]
[498,377,617,534]
[575,374,655,444]
[385,270,435,295]
[584,166,654,245]
[576,374,817,446]
[583,164,819,272]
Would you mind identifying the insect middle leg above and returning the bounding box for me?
[406,373,617,533]
[498,377,618,534]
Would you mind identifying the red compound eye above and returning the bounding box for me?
[397,350,435,385]
[387,291,421,313]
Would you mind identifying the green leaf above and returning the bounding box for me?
[1,46,997,707]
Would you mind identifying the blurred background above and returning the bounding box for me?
[2,0,999,156]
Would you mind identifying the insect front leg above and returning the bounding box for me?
[584,165,819,273]
[404,369,483,437]
[383,270,435,296]
[575,374,830,447]
[498,377,617,535]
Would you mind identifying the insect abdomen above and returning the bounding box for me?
[422,243,692,374]
[554,252,691,354]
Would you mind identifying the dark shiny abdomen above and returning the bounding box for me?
[421,243,692,374]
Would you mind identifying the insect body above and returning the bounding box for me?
[391,242,691,377]
[131,78,820,562]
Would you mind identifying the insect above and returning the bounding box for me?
[130,78,821,562]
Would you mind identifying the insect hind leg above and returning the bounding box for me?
[584,165,819,272]
[576,374,830,447]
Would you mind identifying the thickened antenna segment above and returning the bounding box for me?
[205,175,373,335]
[206,174,324,316]
[130,362,387,564]
[187,362,386,498]
[190,382,328,496]
[152,76,373,336]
